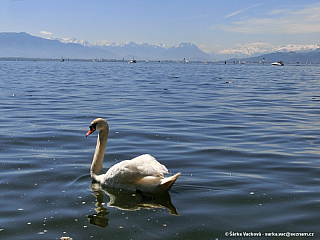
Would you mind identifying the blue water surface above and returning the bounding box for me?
[0,61,320,239]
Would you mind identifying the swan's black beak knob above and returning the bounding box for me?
[86,125,96,137]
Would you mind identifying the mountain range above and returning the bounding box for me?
[1,32,320,63]
[0,32,208,61]
[229,49,320,64]
[0,32,118,60]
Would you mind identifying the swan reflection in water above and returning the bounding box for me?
[87,183,179,229]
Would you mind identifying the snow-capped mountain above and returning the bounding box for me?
[0,32,118,59]
[49,36,320,60]
[95,41,168,49]
[54,38,93,47]
[94,41,209,60]
[209,43,320,60]
[50,36,210,60]
[273,44,320,53]
[1,32,320,62]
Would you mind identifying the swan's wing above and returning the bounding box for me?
[104,154,169,184]
[130,154,169,176]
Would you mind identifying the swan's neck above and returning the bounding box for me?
[91,128,108,176]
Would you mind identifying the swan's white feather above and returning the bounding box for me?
[95,154,168,185]
[109,154,168,178]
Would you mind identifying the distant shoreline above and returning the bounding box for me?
[0,57,119,62]
[1,57,320,65]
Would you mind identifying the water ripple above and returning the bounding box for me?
[1,62,320,238]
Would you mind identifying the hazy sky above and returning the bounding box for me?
[1,0,320,52]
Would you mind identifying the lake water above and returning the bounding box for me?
[0,61,319,239]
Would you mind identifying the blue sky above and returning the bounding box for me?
[1,0,320,53]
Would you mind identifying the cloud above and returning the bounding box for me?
[225,4,263,18]
[220,3,320,34]
[225,9,246,18]
[40,30,53,35]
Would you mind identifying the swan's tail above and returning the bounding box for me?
[159,172,181,192]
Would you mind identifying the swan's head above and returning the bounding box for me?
[86,118,109,137]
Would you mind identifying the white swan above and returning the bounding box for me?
[86,118,180,193]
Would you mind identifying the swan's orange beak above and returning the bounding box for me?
[86,126,96,137]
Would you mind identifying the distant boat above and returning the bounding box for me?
[271,61,284,66]
[204,60,209,65]
[128,57,137,63]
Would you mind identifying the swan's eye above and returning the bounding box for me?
[89,123,98,131]
[86,123,97,137]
